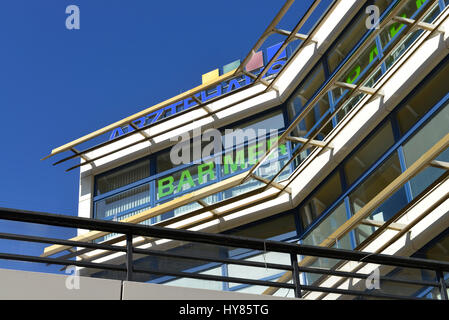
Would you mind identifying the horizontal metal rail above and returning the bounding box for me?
[2,208,449,273]
[0,252,295,291]
[0,252,426,300]
[299,283,425,300]
[1,207,449,299]
[0,231,292,272]
[297,265,439,288]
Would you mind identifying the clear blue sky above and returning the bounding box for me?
[0,0,322,273]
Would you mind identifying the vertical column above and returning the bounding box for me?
[290,253,302,298]
[126,233,133,281]
[437,270,448,300]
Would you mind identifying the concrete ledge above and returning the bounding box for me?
[122,281,298,300]
[0,268,299,300]
[0,268,122,300]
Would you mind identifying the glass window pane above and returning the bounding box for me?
[156,150,174,174]
[335,93,364,123]
[349,153,402,215]
[222,111,285,149]
[95,183,151,220]
[403,101,449,166]
[96,159,150,195]
[229,213,297,240]
[397,61,449,134]
[403,101,449,197]
[379,0,432,48]
[228,111,285,133]
[158,111,286,175]
[327,0,392,73]
[155,196,204,221]
[157,161,218,200]
[327,14,367,73]
[344,121,395,186]
[288,94,332,139]
[333,41,380,89]
[222,178,265,200]
[288,64,325,116]
[353,186,408,245]
[299,172,342,230]
[302,202,350,248]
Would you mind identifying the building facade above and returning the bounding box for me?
[43,0,449,299]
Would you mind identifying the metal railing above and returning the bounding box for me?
[0,207,449,300]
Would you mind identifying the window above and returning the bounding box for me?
[229,213,297,240]
[95,110,290,224]
[222,111,286,150]
[344,121,395,186]
[396,60,449,134]
[327,14,367,73]
[157,162,218,200]
[348,153,405,218]
[287,64,331,139]
[288,64,325,111]
[327,0,392,73]
[403,101,449,197]
[95,159,150,195]
[299,172,343,230]
[95,183,151,220]
[303,202,349,247]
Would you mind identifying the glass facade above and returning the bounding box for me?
[93,0,447,227]
[299,57,449,250]
[93,109,291,227]
[140,55,449,295]
[90,0,449,298]
[285,0,444,171]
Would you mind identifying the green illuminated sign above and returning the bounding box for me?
[157,137,287,199]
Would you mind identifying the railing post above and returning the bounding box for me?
[290,253,302,298]
[436,270,448,300]
[126,233,133,281]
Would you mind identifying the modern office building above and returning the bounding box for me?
[42,0,449,299]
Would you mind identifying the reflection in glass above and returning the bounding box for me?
[299,172,343,230]
[349,153,402,216]
[96,159,150,195]
[344,122,394,186]
[303,202,349,247]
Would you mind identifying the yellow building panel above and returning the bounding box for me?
[202,68,220,84]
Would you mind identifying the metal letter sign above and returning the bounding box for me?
[108,42,290,140]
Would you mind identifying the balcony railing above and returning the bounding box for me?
[1,207,449,299]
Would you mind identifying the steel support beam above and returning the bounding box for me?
[393,15,444,33]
